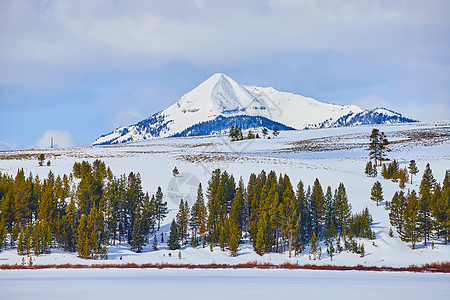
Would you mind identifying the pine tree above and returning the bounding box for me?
[434,170,450,244]
[408,160,419,184]
[368,129,389,166]
[77,214,91,259]
[388,191,407,235]
[418,163,436,246]
[390,160,400,181]
[310,232,319,260]
[365,161,373,177]
[154,187,167,230]
[398,167,408,189]
[255,211,269,255]
[0,217,6,251]
[273,126,279,138]
[370,181,383,206]
[310,179,325,238]
[262,128,268,138]
[167,219,180,250]
[228,219,240,257]
[172,167,179,177]
[17,229,25,255]
[369,129,381,166]
[400,190,421,249]
[327,243,335,261]
[176,199,189,246]
[277,195,299,258]
[130,213,145,253]
[38,154,45,166]
[152,234,158,250]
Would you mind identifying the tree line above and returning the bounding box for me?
[0,160,376,260]
[168,169,374,258]
[386,164,450,248]
[0,160,168,259]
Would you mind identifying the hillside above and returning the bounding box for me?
[1,122,449,267]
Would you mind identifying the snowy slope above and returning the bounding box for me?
[93,74,416,145]
[1,122,449,268]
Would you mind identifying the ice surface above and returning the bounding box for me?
[0,268,449,300]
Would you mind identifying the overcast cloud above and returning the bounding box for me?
[1,0,449,149]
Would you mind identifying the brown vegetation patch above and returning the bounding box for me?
[1,261,449,273]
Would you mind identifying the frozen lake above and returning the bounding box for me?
[1,268,449,299]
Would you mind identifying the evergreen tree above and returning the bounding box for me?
[130,213,145,253]
[370,181,383,206]
[255,211,267,255]
[17,229,25,255]
[418,163,436,246]
[390,160,400,181]
[61,199,77,252]
[38,154,45,166]
[327,242,335,261]
[167,219,180,250]
[368,129,389,166]
[141,192,156,243]
[11,223,19,247]
[77,214,92,259]
[190,183,208,247]
[388,191,407,235]
[277,195,299,258]
[0,217,6,251]
[398,167,408,189]
[172,167,179,177]
[365,161,372,177]
[152,234,158,250]
[272,126,279,138]
[408,160,419,184]
[400,191,421,249]
[309,232,319,260]
[262,127,268,138]
[228,218,240,257]
[434,170,450,244]
[324,186,335,235]
[154,187,167,230]
[310,179,325,238]
[176,199,190,246]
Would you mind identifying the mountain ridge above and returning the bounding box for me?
[93,73,417,145]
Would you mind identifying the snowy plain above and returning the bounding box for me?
[1,122,449,268]
[1,122,450,299]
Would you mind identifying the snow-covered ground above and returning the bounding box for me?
[1,268,449,300]
[0,122,449,267]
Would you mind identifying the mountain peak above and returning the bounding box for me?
[176,73,264,115]
[93,74,417,145]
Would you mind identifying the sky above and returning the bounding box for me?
[1,0,449,150]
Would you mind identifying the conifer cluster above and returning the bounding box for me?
[386,165,450,248]
[167,169,375,258]
[381,160,409,188]
[0,160,167,258]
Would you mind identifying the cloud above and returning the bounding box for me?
[1,0,448,86]
[35,130,74,149]
[0,141,17,151]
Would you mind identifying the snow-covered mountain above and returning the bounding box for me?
[93,73,417,145]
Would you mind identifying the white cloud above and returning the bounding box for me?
[35,130,74,149]
[0,141,17,151]
[1,0,448,84]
